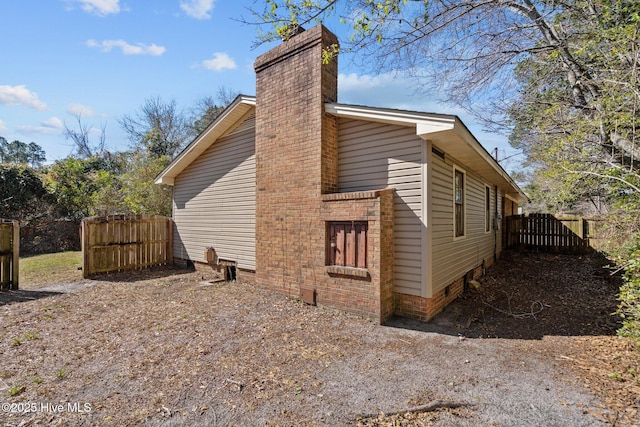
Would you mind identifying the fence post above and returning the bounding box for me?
[12,220,19,290]
[81,219,90,279]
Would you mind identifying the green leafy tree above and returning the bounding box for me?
[44,156,121,220]
[508,0,640,214]
[119,152,173,216]
[0,164,50,220]
[0,137,46,167]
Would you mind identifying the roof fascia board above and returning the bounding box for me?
[325,103,456,128]
[155,95,256,185]
[457,123,528,203]
[450,120,514,187]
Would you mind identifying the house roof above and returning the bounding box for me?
[155,95,256,185]
[325,103,528,203]
[156,95,527,203]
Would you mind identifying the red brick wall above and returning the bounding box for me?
[394,257,494,321]
[254,26,394,322]
[254,25,338,299]
[251,23,492,324]
[320,190,394,322]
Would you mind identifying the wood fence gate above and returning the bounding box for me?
[0,219,19,290]
[505,213,591,255]
[81,215,173,278]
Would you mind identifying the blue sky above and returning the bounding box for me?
[0,0,521,171]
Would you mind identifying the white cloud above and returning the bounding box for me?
[0,85,48,110]
[338,72,443,112]
[15,117,64,135]
[68,0,121,16]
[17,126,60,135]
[180,0,215,20]
[42,117,64,129]
[0,120,7,133]
[200,52,236,71]
[86,39,166,56]
[339,72,395,91]
[67,103,97,117]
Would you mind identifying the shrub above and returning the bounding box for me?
[617,239,640,342]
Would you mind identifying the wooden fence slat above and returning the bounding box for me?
[0,220,19,289]
[12,221,19,289]
[81,215,173,277]
[335,224,345,266]
[505,214,593,255]
[0,223,9,287]
[345,223,355,267]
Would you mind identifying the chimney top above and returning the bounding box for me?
[254,24,338,75]
[280,24,306,42]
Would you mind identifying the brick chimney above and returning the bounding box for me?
[254,25,339,295]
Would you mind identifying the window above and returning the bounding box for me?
[327,221,367,268]
[485,186,491,232]
[454,169,465,237]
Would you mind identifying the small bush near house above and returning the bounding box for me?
[618,243,640,343]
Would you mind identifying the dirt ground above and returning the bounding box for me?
[0,251,638,426]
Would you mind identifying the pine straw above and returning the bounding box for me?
[1,251,639,426]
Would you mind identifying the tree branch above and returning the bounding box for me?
[357,400,475,419]
[560,165,640,194]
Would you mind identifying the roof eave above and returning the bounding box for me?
[325,102,528,204]
[155,95,256,185]
[419,119,528,203]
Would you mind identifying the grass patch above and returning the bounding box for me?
[20,251,82,289]
[7,385,25,397]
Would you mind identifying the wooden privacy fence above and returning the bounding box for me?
[505,213,591,254]
[82,215,173,278]
[0,219,19,290]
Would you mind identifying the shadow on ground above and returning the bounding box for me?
[87,265,196,283]
[387,251,622,340]
[0,289,62,306]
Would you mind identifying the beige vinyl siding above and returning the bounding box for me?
[431,151,498,293]
[172,114,256,270]
[337,118,423,295]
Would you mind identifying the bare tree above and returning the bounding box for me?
[63,114,106,158]
[120,97,190,159]
[252,0,640,194]
[189,86,240,136]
